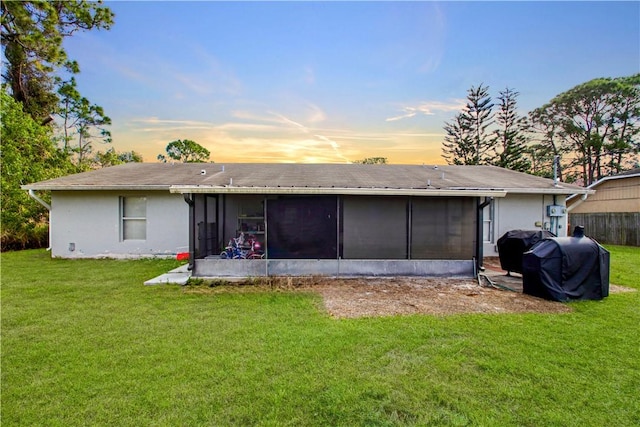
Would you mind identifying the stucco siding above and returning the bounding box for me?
[50,191,188,258]
[484,194,568,256]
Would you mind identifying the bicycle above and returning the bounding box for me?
[220,233,265,259]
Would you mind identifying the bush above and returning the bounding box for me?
[0,90,71,250]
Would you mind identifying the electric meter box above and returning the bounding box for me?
[546,205,567,217]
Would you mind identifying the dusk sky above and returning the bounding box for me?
[64,1,640,164]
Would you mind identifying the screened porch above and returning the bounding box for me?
[186,193,480,278]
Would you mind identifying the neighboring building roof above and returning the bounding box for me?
[614,167,640,177]
[23,163,592,197]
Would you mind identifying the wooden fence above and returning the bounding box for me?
[569,212,640,246]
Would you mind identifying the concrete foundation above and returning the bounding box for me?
[194,259,475,278]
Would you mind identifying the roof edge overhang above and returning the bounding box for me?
[591,172,640,186]
[21,185,591,197]
[506,187,594,196]
[169,185,508,197]
[21,185,172,191]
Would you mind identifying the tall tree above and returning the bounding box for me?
[57,77,112,169]
[492,87,531,172]
[157,139,211,163]
[442,84,494,165]
[1,0,114,120]
[528,103,570,181]
[530,74,640,185]
[0,90,72,249]
[1,1,114,249]
[442,114,474,165]
[525,144,556,179]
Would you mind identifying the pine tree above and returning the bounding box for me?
[442,84,494,165]
[465,84,494,165]
[492,88,531,172]
[1,1,114,120]
[442,114,474,165]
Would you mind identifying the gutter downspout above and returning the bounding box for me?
[567,193,589,213]
[28,189,52,250]
[476,197,493,276]
[183,194,195,271]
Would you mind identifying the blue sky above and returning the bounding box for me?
[64,1,640,164]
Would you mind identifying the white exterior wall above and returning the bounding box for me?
[50,191,188,258]
[483,194,569,256]
[48,190,570,260]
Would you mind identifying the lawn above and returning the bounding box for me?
[1,247,639,426]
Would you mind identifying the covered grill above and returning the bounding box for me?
[522,227,610,302]
[497,229,555,274]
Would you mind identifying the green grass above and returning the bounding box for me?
[606,245,640,290]
[1,247,639,426]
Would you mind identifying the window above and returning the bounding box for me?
[121,196,146,240]
[483,201,494,243]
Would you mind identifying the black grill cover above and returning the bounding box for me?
[522,236,610,302]
[497,230,555,274]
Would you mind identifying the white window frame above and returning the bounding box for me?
[483,200,495,244]
[120,196,147,241]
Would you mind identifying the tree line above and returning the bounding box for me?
[441,76,640,184]
[0,1,135,249]
[1,1,215,249]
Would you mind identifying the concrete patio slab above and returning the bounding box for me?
[144,264,191,286]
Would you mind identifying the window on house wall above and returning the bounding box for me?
[121,196,146,240]
[483,201,494,243]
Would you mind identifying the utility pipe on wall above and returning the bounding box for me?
[28,189,51,210]
[183,193,195,271]
[566,193,589,213]
[27,189,52,250]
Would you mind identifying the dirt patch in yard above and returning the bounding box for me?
[299,277,572,318]
[303,275,632,318]
[187,275,573,317]
[184,256,635,318]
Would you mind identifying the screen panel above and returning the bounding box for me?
[411,197,475,259]
[266,196,337,259]
[342,196,407,259]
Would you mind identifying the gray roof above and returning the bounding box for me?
[23,163,592,197]
[615,167,640,177]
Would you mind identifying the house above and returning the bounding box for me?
[23,163,592,278]
[567,168,640,246]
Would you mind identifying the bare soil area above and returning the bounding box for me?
[186,257,634,318]
[300,277,572,318]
